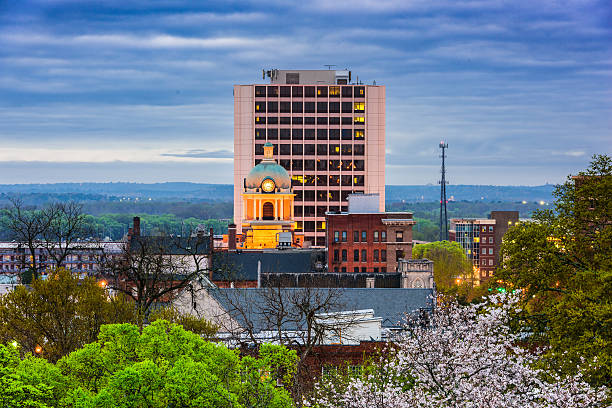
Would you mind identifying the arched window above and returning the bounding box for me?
[412,278,425,288]
[262,202,274,220]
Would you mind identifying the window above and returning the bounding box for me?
[329,116,340,125]
[381,250,387,262]
[396,250,404,261]
[354,231,359,242]
[292,129,303,140]
[373,250,379,262]
[304,86,315,97]
[267,101,278,112]
[354,130,364,140]
[329,102,340,113]
[361,231,367,242]
[255,129,266,139]
[304,144,315,155]
[280,101,291,113]
[292,102,303,113]
[255,102,266,113]
[342,129,352,140]
[354,250,359,262]
[292,86,303,97]
[279,144,290,155]
[489,248,493,255]
[334,267,339,273]
[329,86,340,96]
[341,231,347,242]
[381,231,387,242]
[317,116,328,125]
[489,259,494,266]
[304,102,315,113]
[267,86,278,97]
[255,86,266,97]
[329,144,340,155]
[304,129,315,140]
[333,249,339,262]
[396,231,404,242]
[329,129,340,140]
[317,129,328,140]
[341,117,352,125]
[317,86,327,97]
[341,145,352,155]
[354,267,359,273]
[280,86,291,97]
[292,160,303,170]
[341,267,347,273]
[355,86,365,96]
[255,116,265,124]
[354,116,365,124]
[490,237,494,243]
[303,190,315,201]
[361,249,367,262]
[280,129,290,139]
[304,117,315,124]
[373,231,379,242]
[292,144,303,155]
[317,102,328,113]
[373,267,379,273]
[317,160,327,171]
[482,248,486,254]
[354,102,365,112]
[317,144,328,155]
[489,226,494,232]
[341,249,347,262]
[353,175,364,186]
[267,116,278,124]
[341,86,352,97]
[341,102,352,113]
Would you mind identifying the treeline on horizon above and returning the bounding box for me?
[0,198,547,242]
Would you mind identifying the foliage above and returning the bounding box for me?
[307,294,609,408]
[0,268,138,361]
[499,154,612,386]
[149,306,218,339]
[1,321,295,408]
[412,240,481,300]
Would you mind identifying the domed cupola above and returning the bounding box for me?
[244,142,291,191]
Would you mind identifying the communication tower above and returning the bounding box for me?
[439,142,449,240]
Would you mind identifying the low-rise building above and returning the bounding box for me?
[326,194,415,273]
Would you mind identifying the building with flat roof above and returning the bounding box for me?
[326,194,415,273]
[234,69,385,247]
[449,211,519,280]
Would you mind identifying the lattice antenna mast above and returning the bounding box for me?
[439,141,449,240]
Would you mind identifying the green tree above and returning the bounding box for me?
[412,240,474,295]
[0,268,138,361]
[499,154,612,387]
[149,306,218,339]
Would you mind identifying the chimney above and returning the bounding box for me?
[228,223,237,251]
[133,217,141,236]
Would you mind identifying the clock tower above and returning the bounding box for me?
[240,142,302,249]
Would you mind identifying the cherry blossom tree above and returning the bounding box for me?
[307,293,609,408]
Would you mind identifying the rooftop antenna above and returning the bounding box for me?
[438,141,449,241]
[324,64,336,70]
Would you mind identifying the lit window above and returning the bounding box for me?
[354,130,364,140]
[489,226,494,232]
[334,231,339,242]
[489,248,493,255]
[473,237,480,243]
[482,248,486,254]
[354,102,365,112]
[329,86,340,96]
[354,116,365,124]
[489,259,493,266]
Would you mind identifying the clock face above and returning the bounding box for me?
[261,179,275,192]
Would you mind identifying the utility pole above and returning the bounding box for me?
[439,142,449,241]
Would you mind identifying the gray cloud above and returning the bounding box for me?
[161,149,233,159]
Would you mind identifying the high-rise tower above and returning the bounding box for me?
[234,69,386,247]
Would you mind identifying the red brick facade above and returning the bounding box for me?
[326,212,415,273]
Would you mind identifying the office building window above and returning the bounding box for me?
[329,86,340,96]
[341,86,352,97]
[255,86,266,97]
[304,86,315,97]
[280,86,291,97]
[292,86,303,97]
[317,86,327,97]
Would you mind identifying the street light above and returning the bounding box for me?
[35,345,42,355]
[98,279,108,289]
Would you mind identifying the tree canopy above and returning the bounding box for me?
[0,321,296,408]
[499,154,612,387]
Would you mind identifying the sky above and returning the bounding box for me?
[0,0,610,185]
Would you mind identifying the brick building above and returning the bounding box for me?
[449,211,519,280]
[234,69,386,247]
[326,194,415,273]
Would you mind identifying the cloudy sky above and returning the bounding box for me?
[0,0,610,185]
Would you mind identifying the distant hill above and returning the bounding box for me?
[0,182,556,204]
